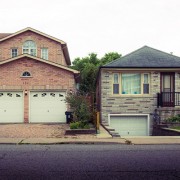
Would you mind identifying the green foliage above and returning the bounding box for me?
[171,126,180,130]
[70,121,90,129]
[71,52,121,94]
[165,114,180,123]
[65,91,92,122]
[100,52,121,65]
[70,121,79,129]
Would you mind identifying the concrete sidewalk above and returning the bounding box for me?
[0,136,179,145]
[0,125,179,145]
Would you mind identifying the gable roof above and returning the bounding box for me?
[0,27,71,65]
[0,54,79,74]
[104,46,180,68]
[0,33,12,39]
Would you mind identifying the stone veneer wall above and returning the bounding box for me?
[100,70,180,131]
[100,69,160,135]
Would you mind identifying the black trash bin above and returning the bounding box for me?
[65,111,73,124]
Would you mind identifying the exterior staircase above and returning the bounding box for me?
[101,121,120,137]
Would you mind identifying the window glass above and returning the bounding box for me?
[23,40,36,56]
[11,48,18,58]
[41,48,48,60]
[113,74,119,94]
[22,71,31,77]
[113,84,119,94]
[122,74,141,94]
[143,74,149,94]
[144,74,148,84]
[114,74,118,83]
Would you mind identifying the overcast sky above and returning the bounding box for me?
[1,0,180,61]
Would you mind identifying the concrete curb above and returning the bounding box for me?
[19,138,127,145]
[0,137,179,145]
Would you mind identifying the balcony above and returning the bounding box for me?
[157,92,180,107]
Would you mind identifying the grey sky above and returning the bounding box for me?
[1,0,180,61]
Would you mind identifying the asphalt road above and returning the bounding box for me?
[0,144,179,180]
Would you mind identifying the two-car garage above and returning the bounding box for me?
[109,114,150,136]
[0,91,67,123]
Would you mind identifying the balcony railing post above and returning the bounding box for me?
[158,92,180,107]
[157,93,159,108]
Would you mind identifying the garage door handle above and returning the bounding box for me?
[4,110,6,112]
[47,110,49,112]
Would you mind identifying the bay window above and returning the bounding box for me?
[113,73,150,95]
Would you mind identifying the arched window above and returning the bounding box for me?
[23,40,36,56]
[22,71,31,77]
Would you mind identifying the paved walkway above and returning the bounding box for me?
[0,124,179,145]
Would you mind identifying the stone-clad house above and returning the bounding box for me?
[96,46,180,136]
[0,27,79,123]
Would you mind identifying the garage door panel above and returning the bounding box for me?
[30,92,66,123]
[110,115,148,136]
[0,92,23,123]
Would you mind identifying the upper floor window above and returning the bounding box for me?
[113,73,150,95]
[23,40,36,56]
[11,48,18,58]
[41,48,48,60]
[113,74,119,94]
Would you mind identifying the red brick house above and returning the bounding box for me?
[0,27,79,123]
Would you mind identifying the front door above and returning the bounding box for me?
[161,72,175,107]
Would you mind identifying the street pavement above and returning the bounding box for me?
[0,125,179,145]
[0,144,179,180]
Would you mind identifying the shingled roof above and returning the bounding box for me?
[0,33,12,39]
[104,46,180,68]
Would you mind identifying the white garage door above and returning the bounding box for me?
[0,92,23,123]
[110,115,149,136]
[30,92,66,123]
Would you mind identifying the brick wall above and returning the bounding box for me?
[0,30,67,65]
[0,58,75,90]
[0,58,76,122]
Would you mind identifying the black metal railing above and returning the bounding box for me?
[157,92,180,107]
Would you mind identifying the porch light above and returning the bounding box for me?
[24,90,28,96]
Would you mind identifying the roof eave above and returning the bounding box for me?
[62,44,71,65]
[0,54,79,74]
[0,27,66,44]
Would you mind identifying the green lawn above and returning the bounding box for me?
[171,126,180,130]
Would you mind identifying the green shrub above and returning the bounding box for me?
[70,121,79,129]
[165,115,180,123]
[65,91,92,122]
[70,121,90,129]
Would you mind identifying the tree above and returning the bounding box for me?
[100,52,121,65]
[71,52,121,94]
